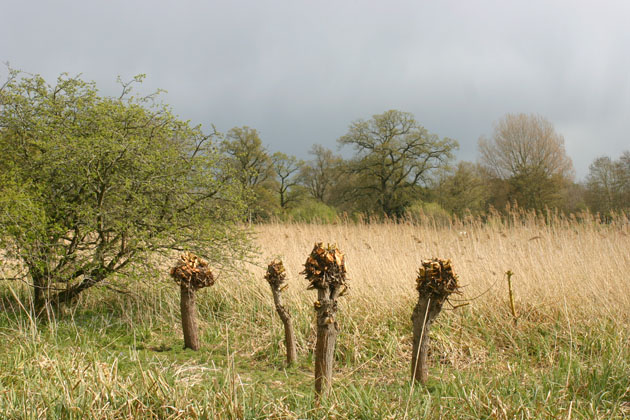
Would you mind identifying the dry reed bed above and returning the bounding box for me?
[1,218,629,418]
[246,220,630,323]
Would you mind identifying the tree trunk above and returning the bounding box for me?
[32,274,47,319]
[270,287,297,366]
[180,284,200,351]
[50,274,101,308]
[411,296,443,384]
[314,288,339,399]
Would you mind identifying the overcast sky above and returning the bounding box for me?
[2,0,629,179]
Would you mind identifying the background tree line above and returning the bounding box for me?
[223,112,630,222]
[1,69,628,315]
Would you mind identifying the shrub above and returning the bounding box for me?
[0,69,251,315]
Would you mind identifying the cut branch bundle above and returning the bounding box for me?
[265,259,297,366]
[301,242,348,399]
[411,258,461,384]
[169,252,215,351]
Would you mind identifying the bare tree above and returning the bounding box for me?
[479,114,574,210]
[299,145,343,203]
[585,152,630,214]
[271,152,303,210]
[619,151,630,206]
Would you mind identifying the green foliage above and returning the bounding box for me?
[338,110,458,217]
[0,279,627,419]
[0,69,251,309]
[434,162,488,217]
[221,126,272,189]
[405,201,452,226]
[221,126,279,220]
[508,168,568,210]
[288,199,338,223]
[246,185,281,221]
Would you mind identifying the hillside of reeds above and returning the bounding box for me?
[1,211,629,419]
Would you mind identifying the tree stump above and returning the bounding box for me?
[169,252,215,351]
[265,259,297,366]
[301,242,348,399]
[411,258,460,384]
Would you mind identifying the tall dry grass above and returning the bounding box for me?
[1,210,629,419]
[248,213,630,323]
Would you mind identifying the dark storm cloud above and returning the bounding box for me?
[2,0,629,178]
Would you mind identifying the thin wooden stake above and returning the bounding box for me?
[506,270,518,325]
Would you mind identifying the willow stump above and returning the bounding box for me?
[265,259,297,366]
[302,242,348,399]
[411,258,460,384]
[170,252,215,351]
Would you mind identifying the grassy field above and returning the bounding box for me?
[1,214,629,419]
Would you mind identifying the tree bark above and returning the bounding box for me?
[411,296,443,384]
[270,286,297,366]
[180,284,200,351]
[32,273,47,319]
[314,288,339,398]
[50,274,102,308]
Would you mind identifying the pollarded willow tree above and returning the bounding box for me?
[338,110,458,217]
[0,69,251,318]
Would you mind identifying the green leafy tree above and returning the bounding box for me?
[222,126,273,188]
[435,162,488,217]
[0,69,250,317]
[221,126,277,219]
[338,110,457,217]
